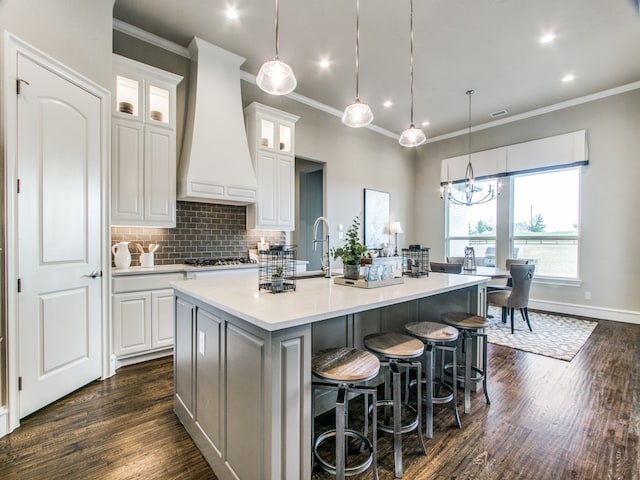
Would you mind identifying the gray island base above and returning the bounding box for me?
[171,270,488,480]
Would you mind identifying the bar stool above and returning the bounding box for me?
[363,333,426,478]
[404,321,462,439]
[312,347,380,480]
[441,312,491,414]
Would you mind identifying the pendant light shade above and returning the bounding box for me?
[256,59,297,95]
[342,0,373,128]
[399,0,426,147]
[342,99,374,128]
[399,125,426,147]
[257,0,297,95]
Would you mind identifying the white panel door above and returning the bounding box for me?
[257,151,276,226]
[151,289,175,349]
[144,125,175,225]
[111,118,144,222]
[17,53,102,418]
[112,292,151,356]
[276,155,294,228]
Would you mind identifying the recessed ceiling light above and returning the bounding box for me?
[421,121,430,127]
[319,58,330,68]
[562,74,576,83]
[226,8,239,20]
[539,33,556,44]
[383,100,393,108]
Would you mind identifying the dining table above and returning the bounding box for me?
[467,266,511,279]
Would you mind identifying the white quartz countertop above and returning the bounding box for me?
[112,263,258,276]
[171,270,489,332]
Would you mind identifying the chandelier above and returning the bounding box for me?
[443,90,498,206]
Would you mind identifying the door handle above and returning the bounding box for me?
[84,270,103,279]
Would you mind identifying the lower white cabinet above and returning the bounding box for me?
[112,272,184,365]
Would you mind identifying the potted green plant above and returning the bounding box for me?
[331,216,368,280]
[271,265,284,293]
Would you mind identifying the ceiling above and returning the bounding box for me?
[113,0,640,139]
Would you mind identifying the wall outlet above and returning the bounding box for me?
[584,291,591,300]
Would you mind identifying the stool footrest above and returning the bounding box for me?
[314,429,374,476]
[370,400,420,434]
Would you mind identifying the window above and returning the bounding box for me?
[446,178,498,266]
[445,168,581,280]
[512,168,580,278]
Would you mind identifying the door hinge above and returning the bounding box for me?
[16,78,30,95]
[18,377,22,391]
[17,278,22,292]
[17,178,21,194]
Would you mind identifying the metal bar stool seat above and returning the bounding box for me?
[364,333,427,478]
[312,347,380,480]
[405,321,462,439]
[440,312,491,414]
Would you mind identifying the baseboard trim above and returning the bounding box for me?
[0,407,8,438]
[114,348,173,370]
[528,299,640,324]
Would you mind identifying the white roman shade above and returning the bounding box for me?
[441,129,588,184]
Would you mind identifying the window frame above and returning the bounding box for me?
[444,167,582,284]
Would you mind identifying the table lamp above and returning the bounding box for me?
[390,221,403,256]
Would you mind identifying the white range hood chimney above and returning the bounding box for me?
[178,37,258,205]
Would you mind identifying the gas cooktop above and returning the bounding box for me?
[184,257,256,267]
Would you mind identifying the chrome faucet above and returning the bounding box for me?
[312,216,331,278]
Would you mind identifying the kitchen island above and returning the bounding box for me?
[171,270,488,480]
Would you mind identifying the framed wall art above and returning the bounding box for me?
[363,188,390,249]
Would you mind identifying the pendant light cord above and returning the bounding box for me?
[274,0,280,59]
[355,0,360,100]
[409,0,415,125]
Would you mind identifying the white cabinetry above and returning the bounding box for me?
[111,54,182,227]
[112,272,184,367]
[244,102,299,231]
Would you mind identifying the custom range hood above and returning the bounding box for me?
[178,37,257,205]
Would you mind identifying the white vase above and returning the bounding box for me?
[112,241,131,269]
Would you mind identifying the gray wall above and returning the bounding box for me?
[240,82,417,265]
[0,0,113,89]
[416,89,640,316]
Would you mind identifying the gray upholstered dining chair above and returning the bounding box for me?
[487,264,535,334]
[430,262,462,274]
[488,258,530,292]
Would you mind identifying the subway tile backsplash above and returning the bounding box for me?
[111,201,286,266]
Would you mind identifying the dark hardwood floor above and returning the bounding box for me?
[1,318,638,480]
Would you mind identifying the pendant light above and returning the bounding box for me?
[399,0,426,147]
[444,90,497,206]
[342,0,373,128]
[398,0,426,147]
[256,0,297,95]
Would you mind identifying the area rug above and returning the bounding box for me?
[485,307,598,361]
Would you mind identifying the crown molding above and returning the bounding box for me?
[426,81,640,143]
[113,19,190,58]
[113,19,640,144]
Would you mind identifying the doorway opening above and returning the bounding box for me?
[293,158,324,272]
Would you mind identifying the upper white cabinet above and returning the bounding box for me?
[244,102,299,231]
[111,54,182,227]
